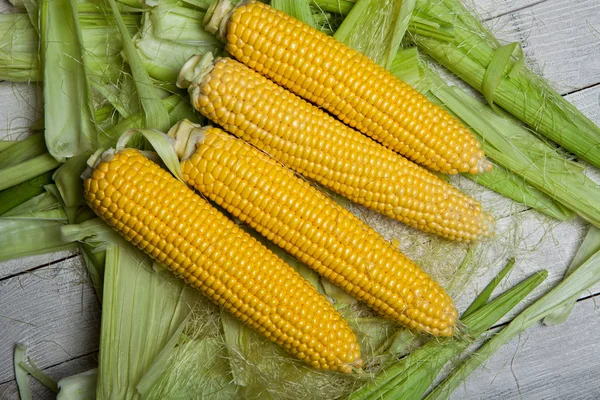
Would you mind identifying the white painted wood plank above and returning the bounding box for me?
[0,82,41,140]
[0,353,97,400]
[0,0,15,13]
[0,257,100,384]
[449,297,600,400]
[487,0,600,94]
[0,251,76,280]
[565,84,600,125]
[471,0,548,20]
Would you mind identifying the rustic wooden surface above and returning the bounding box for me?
[1,0,599,398]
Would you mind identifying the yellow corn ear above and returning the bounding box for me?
[179,56,493,242]
[174,123,458,336]
[83,148,362,372]
[205,0,488,175]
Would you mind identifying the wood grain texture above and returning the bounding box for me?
[0,353,97,400]
[0,257,100,384]
[486,0,600,94]
[472,0,549,20]
[0,82,41,140]
[0,252,76,281]
[449,297,600,400]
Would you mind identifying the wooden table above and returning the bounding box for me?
[1,0,599,398]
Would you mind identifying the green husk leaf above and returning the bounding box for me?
[3,191,64,217]
[0,154,61,192]
[427,250,600,399]
[18,360,59,393]
[334,0,415,68]
[54,153,92,209]
[96,241,199,399]
[106,0,170,132]
[100,94,200,148]
[134,32,219,82]
[311,0,355,15]
[0,140,16,151]
[543,226,600,326]
[464,164,575,221]
[79,242,106,302]
[410,0,600,168]
[14,344,32,400]
[0,216,73,261]
[435,83,600,227]
[57,369,98,400]
[350,269,547,400]
[0,171,55,216]
[462,258,515,318]
[481,42,521,110]
[142,334,237,400]
[40,0,97,160]
[0,14,40,82]
[272,0,317,28]
[146,4,220,45]
[389,47,599,225]
[116,128,184,181]
[135,316,191,396]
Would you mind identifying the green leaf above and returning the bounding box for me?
[0,154,61,192]
[106,0,170,132]
[40,0,97,160]
[462,258,515,318]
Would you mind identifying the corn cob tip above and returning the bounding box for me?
[470,158,494,175]
[204,0,244,41]
[167,119,208,160]
[177,53,215,100]
[81,148,115,181]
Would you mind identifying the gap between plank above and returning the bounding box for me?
[0,253,80,283]
[0,350,98,387]
[481,0,551,22]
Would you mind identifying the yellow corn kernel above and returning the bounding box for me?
[83,148,362,372]
[178,56,493,242]
[174,123,459,336]
[204,0,489,175]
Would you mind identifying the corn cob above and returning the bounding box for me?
[170,121,459,336]
[203,0,490,175]
[83,148,362,372]
[178,55,493,242]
